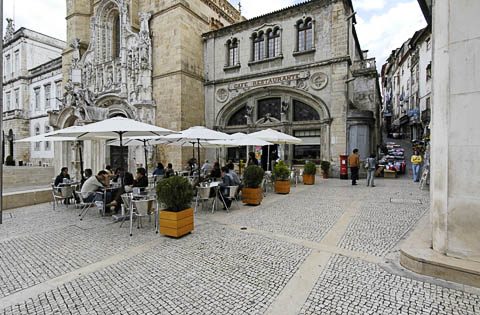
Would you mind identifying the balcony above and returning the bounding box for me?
[3,109,25,120]
[353,58,377,74]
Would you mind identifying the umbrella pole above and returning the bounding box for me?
[143,140,148,175]
[267,145,270,171]
[78,142,85,183]
[119,132,125,189]
[197,139,201,183]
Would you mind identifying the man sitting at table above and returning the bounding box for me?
[133,167,148,189]
[106,168,148,211]
[54,167,70,187]
[81,170,111,203]
[219,166,235,209]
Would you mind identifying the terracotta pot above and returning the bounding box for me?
[274,180,290,194]
[303,174,315,185]
[322,173,328,179]
[159,208,194,238]
[242,187,262,205]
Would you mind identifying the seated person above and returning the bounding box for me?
[54,167,71,187]
[165,163,175,178]
[112,168,134,186]
[153,163,165,176]
[80,170,111,203]
[201,160,212,176]
[105,165,115,177]
[133,167,148,190]
[107,168,148,210]
[226,163,240,186]
[81,168,93,187]
[219,167,235,209]
[208,162,221,179]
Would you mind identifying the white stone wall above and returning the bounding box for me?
[430,0,480,263]
[419,36,432,112]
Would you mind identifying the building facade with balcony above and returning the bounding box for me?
[381,26,431,141]
[203,0,382,172]
[2,20,65,166]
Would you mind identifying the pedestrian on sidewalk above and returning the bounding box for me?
[348,149,360,185]
[366,153,376,187]
[411,150,422,182]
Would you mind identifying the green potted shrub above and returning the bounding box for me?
[5,155,15,166]
[303,161,317,185]
[321,160,331,179]
[156,176,195,238]
[272,161,291,194]
[242,165,265,205]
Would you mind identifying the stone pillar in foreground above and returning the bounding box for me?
[430,0,480,262]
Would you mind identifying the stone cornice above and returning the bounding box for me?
[205,55,350,86]
[153,70,205,83]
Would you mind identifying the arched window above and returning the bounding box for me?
[267,28,280,58]
[113,15,121,58]
[298,18,313,52]
[227,38,239,66]
[253,32,265,61]
[227,106,247,126]
[293,100,320,121]
[44,125,51,151]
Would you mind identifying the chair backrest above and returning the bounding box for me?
[197,186,210,199]
[260,178,266,190]
[132,199,150,216]
[227,186,238,199]
[52,184,62,197]
[121,194,132,211]
[61,186,73,198]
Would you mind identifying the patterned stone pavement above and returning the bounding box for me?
[0,177,479,314]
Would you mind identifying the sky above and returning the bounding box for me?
[2,0,426,69]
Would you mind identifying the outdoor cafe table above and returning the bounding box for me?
[207,181,227,213]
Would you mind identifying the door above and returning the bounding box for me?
[110,145,128,171]
[349,125,369,160]
[261,144,278,171]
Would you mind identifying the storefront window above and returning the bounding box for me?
[293,145,320,165]
[293,100,320,121]
[227,106,247,126]
[257,98,281,122]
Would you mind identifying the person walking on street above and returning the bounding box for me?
[348,149,360,185]
[366,153,377,187]
[411,150,422,182]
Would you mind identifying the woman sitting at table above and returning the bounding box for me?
[106,168,148,212]
[153,163,165,176]
[208,162,221,179]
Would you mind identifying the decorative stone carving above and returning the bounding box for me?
[216,88,229,103]
[256,113,280,125]
[310,72,328,90]
[281,101,289,122]
[246,103,254,125]
[4,18,15,42]
[58,0,155,126]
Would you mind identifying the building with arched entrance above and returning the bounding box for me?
[54,0,243,177]
[203,0,381,174]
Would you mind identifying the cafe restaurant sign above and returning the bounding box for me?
[228,71,309,91]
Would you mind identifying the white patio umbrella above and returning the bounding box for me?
[155,126,232,179]
[209,134,272,147]
[249,128,303,170]
[49,117,175,186]
[16,126,87,180]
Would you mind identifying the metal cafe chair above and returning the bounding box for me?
[194,185,212,213]
[79,192,103,221]
[223,186,240,211]
[51,184,73,211]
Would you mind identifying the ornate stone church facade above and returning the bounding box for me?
[56,0,242,174]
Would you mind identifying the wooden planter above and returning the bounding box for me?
[303,174,315,185]
[242,187,262,205]
[322,173,328,179]
[159,208,194,238]
[274,180,290,194]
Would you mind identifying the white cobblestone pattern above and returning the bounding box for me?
[1,224,310,315]
[300,255,480,315]
[339,201,428,256]
[207,186,346,243]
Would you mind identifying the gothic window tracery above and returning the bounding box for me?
[253,32,265,61]
[267,28,280,58]
[227,106,247,126]
[293,100,320,121]
[113,15,121,58]
[227,38,239,66]
[297,18,313,52]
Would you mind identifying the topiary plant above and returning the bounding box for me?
[156,176,194,212]
[320,160,331,175]
[272,161,290,181]
[244,165,265,188]
[303,161,317,175]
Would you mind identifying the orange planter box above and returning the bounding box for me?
[242,187,262,205]
[303,174,315,185]
[159,208,194,238]
[274,180,290,194]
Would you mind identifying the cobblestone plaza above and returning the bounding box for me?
[0,178,479,314]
